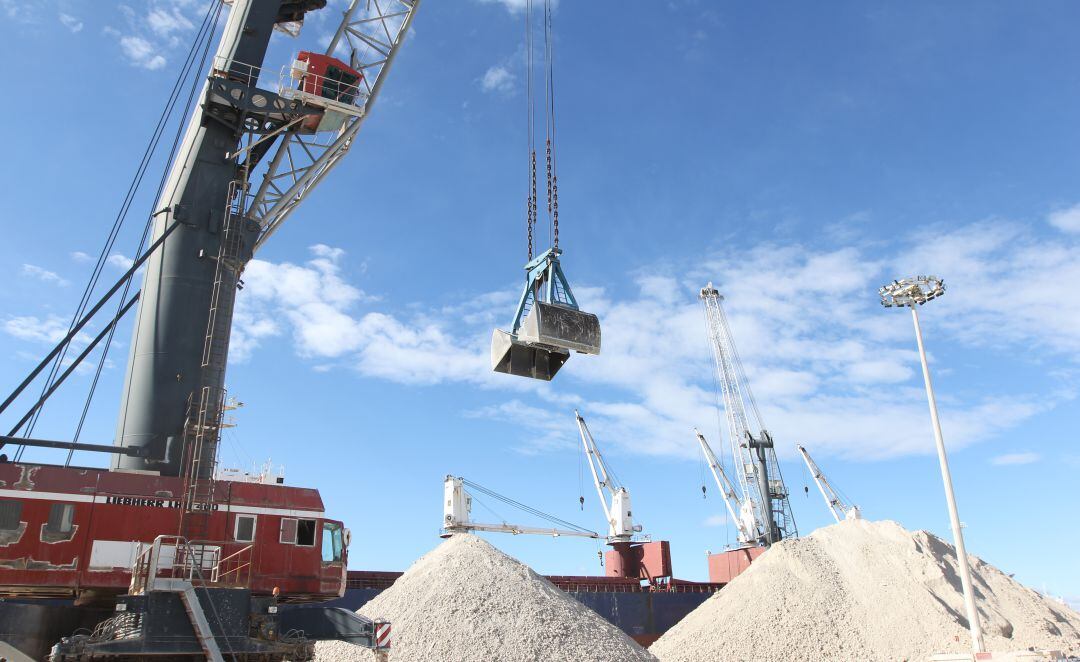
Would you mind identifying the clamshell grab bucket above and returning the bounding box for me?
[491,247,601,381]
[491,303,601,381]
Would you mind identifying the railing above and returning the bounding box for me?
[129,535,254,594]
[210,55,366,114]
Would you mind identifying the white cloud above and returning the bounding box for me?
[1048,203,1080,234]
[71,251,93,263]
[990,452,1040,466]
[119,36,167,70]
[108,254,135,270]
[703,514,728,527]
[480,65,515,94]
[21,264,68,287]
[59,13,83,33]
[145,7,193,36]
[2,315,90,347]
[473,0,557,13]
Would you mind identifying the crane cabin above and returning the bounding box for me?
[0,460,348,603]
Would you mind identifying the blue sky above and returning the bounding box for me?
[1,0,1079,607]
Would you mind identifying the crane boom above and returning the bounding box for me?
[442,476,598,539]
[699,283,797,545]
[696,429,757,544]
[796,445,860,523]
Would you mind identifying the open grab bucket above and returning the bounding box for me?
[491,249,601,381]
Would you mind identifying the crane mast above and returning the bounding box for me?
[797,445,861,523]
[699,283,797,545]
[113,0,418,483]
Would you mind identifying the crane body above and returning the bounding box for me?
[797,445,861,523]
[576,412,640,542]
[0,1,418,658]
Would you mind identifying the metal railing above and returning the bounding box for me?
[129,535,254,595]
[210,55,366,113]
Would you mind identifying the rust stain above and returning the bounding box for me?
[0,555,78,571]
[0,522,27,547]
[13,465,40,490]
[40,524,79,544]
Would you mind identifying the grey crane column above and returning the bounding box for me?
[113,0,322,475]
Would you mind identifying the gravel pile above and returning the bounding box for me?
[315,533,656,662]
[651,519,1080,661]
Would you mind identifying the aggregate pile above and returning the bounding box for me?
[315,533,656,662]
[651,519,1080,662]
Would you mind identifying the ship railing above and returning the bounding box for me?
[129,535,254,594]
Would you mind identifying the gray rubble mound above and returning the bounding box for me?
[315,533,656,662]
[651,519,1080,662]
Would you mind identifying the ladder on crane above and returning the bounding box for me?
[796,445,861,523]
[699,283,797,546]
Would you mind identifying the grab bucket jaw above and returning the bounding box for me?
[519,302,601,355]
[490,329,569,381]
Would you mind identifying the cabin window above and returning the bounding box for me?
[280,518,297,544]
[0,500,21,530]
[321,522,343,563]
[280,517,317,546]
[234,515,256,543]
[296,519,317,547]
[45,503,74,533]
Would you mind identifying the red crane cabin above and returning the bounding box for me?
[0,461,347,603]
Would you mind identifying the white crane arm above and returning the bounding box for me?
[696,430,755,543]
[576,411,615,528]
[797,445,859,522]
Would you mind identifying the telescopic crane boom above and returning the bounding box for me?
[796,445,861,523]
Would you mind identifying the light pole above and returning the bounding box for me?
[879,276,985,654]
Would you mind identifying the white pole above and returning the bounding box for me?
[910,305,985,654]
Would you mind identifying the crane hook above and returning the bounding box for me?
[701,485,707,499]
[578,495,584,510]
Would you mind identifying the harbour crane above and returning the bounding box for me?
[695,429,759,545]
[0,0,418,657]
[575,411,683,586]
[699,283,797,546]
[576,411,642,544]
[796,445,861,523]
[441,476,598,539]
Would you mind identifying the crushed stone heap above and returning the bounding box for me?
[315,533,656,662]
[652,519,1080,662]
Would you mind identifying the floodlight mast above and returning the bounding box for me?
[879,276,985,654]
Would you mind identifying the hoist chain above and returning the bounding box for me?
[528,150,537,260]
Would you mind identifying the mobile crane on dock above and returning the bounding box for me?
[0,0,418,658]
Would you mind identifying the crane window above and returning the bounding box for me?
[234,515,256,543]
[45,504,74,533]
[0,500,21,530]
[296,519,317,547]
[321,522,343,563]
